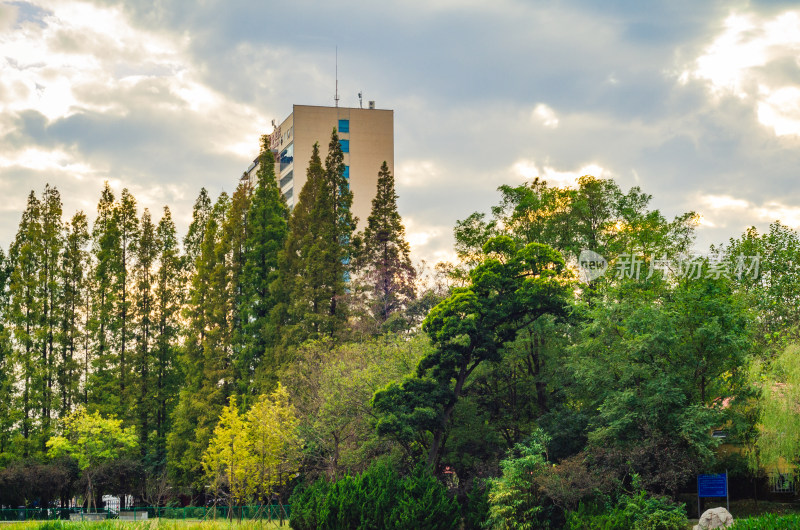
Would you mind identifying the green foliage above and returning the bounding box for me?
[754,344,800,471]
[566,480,688,530]
[239,137,289,393]
[203,396,250,505]
[282,334,429,480]
[354,161,416,331]
[289,461,460,530]
[46,408,137,510]
[485,433,552,529]
[571,275,751,493]
[723,222,800,350]
[373,237,571,467]
[731,513,800,529]
[278,131,355,345]
[462,480,490,529]
[202,385,302,505]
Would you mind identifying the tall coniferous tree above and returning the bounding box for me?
[115,189,140,416]
[38,185,64,443]
[8,191,43,456]
[88,183,120,416]
[153,207,182,467]
[169,193,235,488]
[58,212,89,413]
[224,182,251,399]
[275,144,324,345]
[358,162,416,327]
[133,209,158,457]
[0,246,14,454]
[240,138,289,394]
[184,188,212,274]
[280,130,356,343]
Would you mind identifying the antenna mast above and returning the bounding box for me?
[334,46,339,107]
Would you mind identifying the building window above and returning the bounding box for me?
[338,119,349,133]
[279,144,293,173]
[280,170,293,189]
[340,139,349,153]
[343,165,349,179]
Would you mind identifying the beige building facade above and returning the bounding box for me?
[243,104,394,228]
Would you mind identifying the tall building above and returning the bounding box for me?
[243,104,394,227]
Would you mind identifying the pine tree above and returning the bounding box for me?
[133,209,158,458]
[168,192,237,489]
[152,207,182,468]
[37,185,64,447]
[88,183,120,417]
[275,144,324,345]
[225,181,251,400]
[58,212,89,413]
[8,191,43,456]
[0,246,14,455]
[183,188,212,273]
[279,130,356,343]
[357,162,416,329]
[239,137,289,394]
[115,188,140,416]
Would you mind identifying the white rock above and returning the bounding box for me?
[696,507,734,529]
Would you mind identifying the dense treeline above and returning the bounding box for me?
[1,129,800,529]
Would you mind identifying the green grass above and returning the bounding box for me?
[730,513,800,529]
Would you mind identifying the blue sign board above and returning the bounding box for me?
[698,473,727,497]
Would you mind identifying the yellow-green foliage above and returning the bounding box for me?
[202,384,302,504]
[46,409,138,471]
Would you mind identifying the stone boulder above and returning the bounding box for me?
[693,507,734,530]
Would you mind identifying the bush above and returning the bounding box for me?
[566,477,688,530]
[289,461,459,529]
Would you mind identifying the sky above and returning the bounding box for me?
[1,0,800,265]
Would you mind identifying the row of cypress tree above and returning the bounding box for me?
[0,127,417,494]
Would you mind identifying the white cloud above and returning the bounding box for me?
[532,103,559,128]
[512,159,611,187]
[395,159,441,188]
[696,193,800,229]
[683,10,800,136]
[0,3,18,31]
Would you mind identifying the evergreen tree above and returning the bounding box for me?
[280,130,356,343]
[239,137,289,394]
[8,191,44,456]
[357,161,416,329]
[225,181,251,399]
[275,144,324,345]
[133,209,158,458]
[183,188,212,272]
[88,183,120,416]
[58,212,89,414]
[152,206,182,469]
[37,185,64,447]
[114,188,140,416]
[0,246,14,455]
[168,192,238,489]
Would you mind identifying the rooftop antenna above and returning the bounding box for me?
[334,46,339,107]
[358,91,363,109]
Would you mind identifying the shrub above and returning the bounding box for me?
[566,477,688,530]
[289,461,459,529]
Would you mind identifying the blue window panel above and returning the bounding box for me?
[340,139,349,153]
[343,165,349,179]
[338,119,350,133]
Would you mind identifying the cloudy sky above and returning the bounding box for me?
[2,0,800,264]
